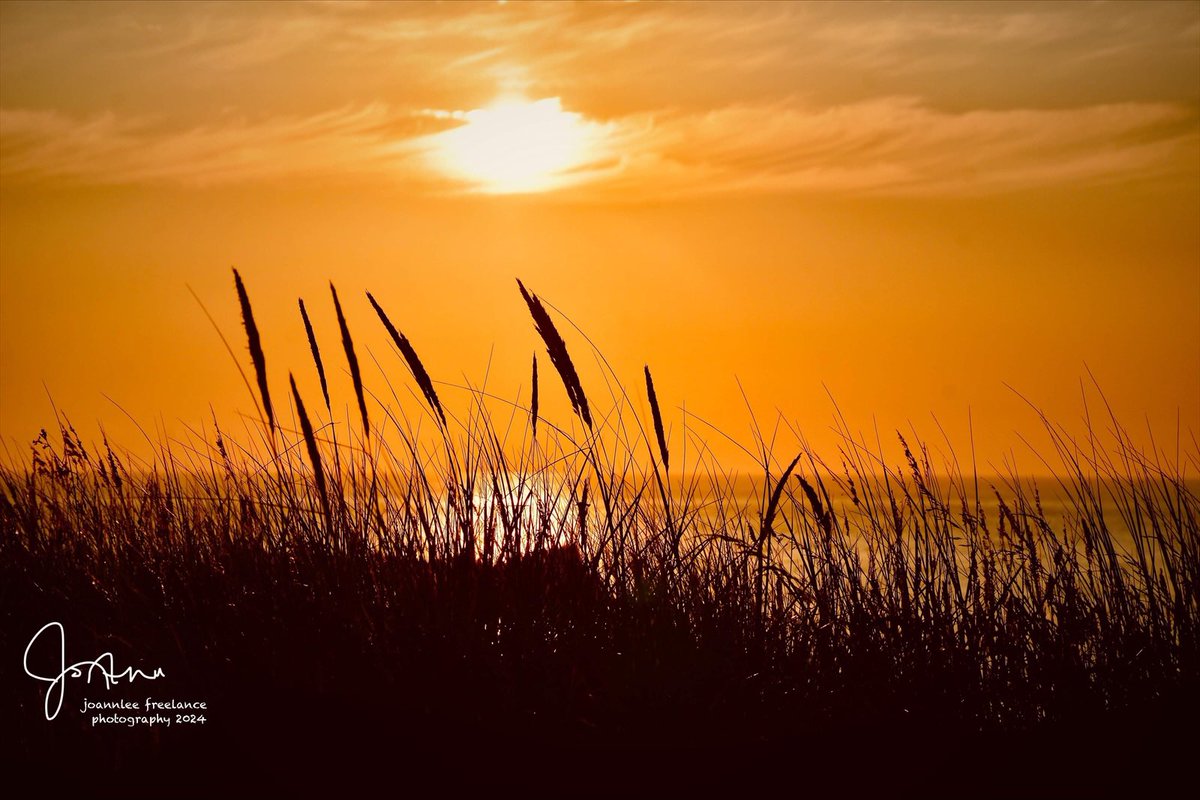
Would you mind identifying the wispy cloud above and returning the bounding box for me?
[0,104,452,186]
[2,95,1194,198]
[1,2,1196,197]
[607,98,1199,198]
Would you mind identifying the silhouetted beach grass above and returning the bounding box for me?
[1,275,1196,797]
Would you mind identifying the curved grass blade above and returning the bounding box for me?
[299,298,330,412]
[233,268,274,431]
[290,373,331,533]
[366,292,446,427]
[531,353,539,438]
[330,282,369,439]
[644,365,669,471]
[516,279,592,430]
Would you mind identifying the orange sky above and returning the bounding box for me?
[1,1,1198,473]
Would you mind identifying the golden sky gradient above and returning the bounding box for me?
[1,1,1198,471]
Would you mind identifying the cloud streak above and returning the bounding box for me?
[609,98,1199,199]
[0,104,448,186]
[2,96,1195,199]
[1,2,1196,198]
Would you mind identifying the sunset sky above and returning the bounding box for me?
[1,1,1197,471]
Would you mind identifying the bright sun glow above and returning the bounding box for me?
[433,97,596,194]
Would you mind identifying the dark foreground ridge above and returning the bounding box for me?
[4,537,1195,798]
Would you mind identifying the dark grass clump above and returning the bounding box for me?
[2,277,1197,796]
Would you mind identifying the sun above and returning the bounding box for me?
[432,97,596,194]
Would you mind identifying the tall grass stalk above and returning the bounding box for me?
[233,268,274,431]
